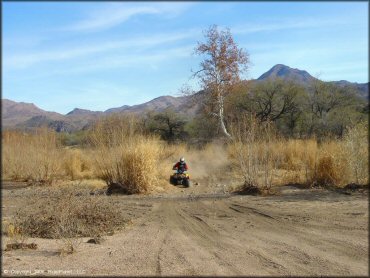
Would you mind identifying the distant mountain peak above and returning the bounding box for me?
[66,108,99,116]
[257,64,314,84]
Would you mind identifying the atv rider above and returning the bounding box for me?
[173,157,188,174]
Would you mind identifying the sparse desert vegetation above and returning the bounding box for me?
[2,17,368,276]
[2,115,368,191]
[3,87,368,277]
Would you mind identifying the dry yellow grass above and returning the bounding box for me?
[228,115,368,190]
[2,119,367,191]
[342,122,369,185]
[2,128,63,184]
[89,115,162,194]
[63,148,95,180]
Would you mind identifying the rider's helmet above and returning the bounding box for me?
[180,157,185,164]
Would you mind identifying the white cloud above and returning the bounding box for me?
[233,18,344,35]
[5,45,195,82]
[4,30,197,70]
[63,2,194,32]
[66,6,159,32]
[44,45,194,75]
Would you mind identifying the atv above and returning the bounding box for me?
[170,170,191,187]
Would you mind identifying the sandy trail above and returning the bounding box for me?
[2,185,368,276]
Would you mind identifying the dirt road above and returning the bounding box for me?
[2,185,368,276]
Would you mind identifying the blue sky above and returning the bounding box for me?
[3,2,368,114]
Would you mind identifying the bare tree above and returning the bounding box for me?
[238,79,306,122]
[193,25,249,138]
[146,108,188,142]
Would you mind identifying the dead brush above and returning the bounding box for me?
[4,222,27,244]
[313,141,348,187]
[2,220,38,251]
[343,122,369,185]
[2,128,63,184]
[89,115,162,194]
[94,136,161,194]
[274,139,308,171]
[12,189,126,247]
[63,148,94,180]
[301,138,319,186]
[229,114,279,194]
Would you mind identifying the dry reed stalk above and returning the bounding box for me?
[89,115,161,194]
[2,128,62,183]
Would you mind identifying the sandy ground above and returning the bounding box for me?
[1,181,368,276]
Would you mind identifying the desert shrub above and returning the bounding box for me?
[226,115,368,189]
[311,140,347,186]
[87,114,143,147]
[300,138,318,184]
[11,190,125,239]
[315,154,342,186]
[89,115,162,194]
[297,125,368,187]
[99,137,161,194]
[273,139,309,171]
[228,115,279,192]
[63,148,94,180]
[2,128,62,183]
[3,221,28,245]
[59,130,89,146]
[343,121,368,185]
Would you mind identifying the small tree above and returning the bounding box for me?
[236,79,306,123]
[193,25,249,138]
[146,109,188,142]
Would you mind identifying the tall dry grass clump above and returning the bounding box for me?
[342,121,368,185]
[89,115,162,194]
[266,121,367,187]
[227,115,369,190]
[294,122,368,187]
[63,148,95,180]
[2,128,62,183]
[228,114,280,192]
[311,141,347,186]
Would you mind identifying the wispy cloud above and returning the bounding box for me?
[63,2,193,32]
[5,45,195,82]
[5,30,197,70]
[4,36,46,48]
[233,17,344,34]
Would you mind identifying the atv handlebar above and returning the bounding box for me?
[174,169,187,174]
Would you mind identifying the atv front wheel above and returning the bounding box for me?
[183,179,191,188]
[170,176,177,185]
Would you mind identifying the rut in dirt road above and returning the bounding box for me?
[153,201,247,276]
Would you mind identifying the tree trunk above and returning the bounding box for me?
[218,92,232,138]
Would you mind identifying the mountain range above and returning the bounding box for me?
[3,64,368,132]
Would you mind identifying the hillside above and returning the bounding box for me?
[2,99,64,127]
[3,64,368,132]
